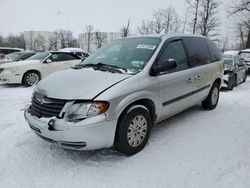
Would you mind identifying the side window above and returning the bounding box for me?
[48,54,77,62]
[205,39,222,62]
[183,37,210,67]
[158,40,188,72]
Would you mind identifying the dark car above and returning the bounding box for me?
[222,51,248,90]
[0,47,24,59]
[0,52,37,65]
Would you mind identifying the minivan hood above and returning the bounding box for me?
[35,68,131,100]
[0,60,40,68]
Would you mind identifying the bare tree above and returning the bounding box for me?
[34,34,46,51]
[57,29,75,48]
[229,0,250,48]
[137,20,154,34]
[138,7,182,35]
[85,25,94,52]
[28,31,34,50]
[0,33,26,49]
[152,9,167,33]
[48,31,59,51]
[229,0,250,14]
[120,19,131,37]
[182,7,191,33]
[94,31,105,48]
[186,0,200,34]
[196,0,220,37]
[163,7,181,33]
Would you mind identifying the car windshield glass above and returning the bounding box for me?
[224,59,233,65]
[239,52,250,59]
[4,53,22,61]
[27,52,50,61]
[81,37,161,73]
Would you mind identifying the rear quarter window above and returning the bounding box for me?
[183,37,211,67]
[205,39,222,62]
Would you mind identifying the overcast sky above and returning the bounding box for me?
[0,0,235,38]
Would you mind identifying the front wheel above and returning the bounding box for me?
[202,82,220,110]
[23,71,40,87]
[114,105,152,156]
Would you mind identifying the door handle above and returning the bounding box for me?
[185,77,193,84]
[194,75,200,80]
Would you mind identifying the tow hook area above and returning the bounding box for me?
[48,119,56,131]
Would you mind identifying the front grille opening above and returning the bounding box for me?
[29,92,67,118]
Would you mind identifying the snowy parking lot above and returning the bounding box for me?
[0,77,250,188]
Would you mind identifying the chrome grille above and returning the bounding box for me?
[29,92,67,118]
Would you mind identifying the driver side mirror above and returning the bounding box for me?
[150,59,177,76]
[45,59,52,63]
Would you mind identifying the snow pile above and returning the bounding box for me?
[0,79,250,188]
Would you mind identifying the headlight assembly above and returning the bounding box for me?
[65,101,109,122]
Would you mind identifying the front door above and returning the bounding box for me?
[154,39,194,120]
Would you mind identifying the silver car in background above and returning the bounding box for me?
[24,34,224,155]
[239,49,250,71]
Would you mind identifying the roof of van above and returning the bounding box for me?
[126,33,208,39]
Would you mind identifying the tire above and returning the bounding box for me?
[23,71,40,87]
[202,82,220,110]
[227,74,236,90]
[243,71,247,82]
[114,105,152,156]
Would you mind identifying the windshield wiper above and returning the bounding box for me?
[72,62,127,73]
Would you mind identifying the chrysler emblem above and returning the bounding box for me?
[35,94,51,104]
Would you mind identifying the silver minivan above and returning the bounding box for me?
[24,34,224,155]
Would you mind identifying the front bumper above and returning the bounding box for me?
[24,107,117,150]
[0,71,22,84]
[222,74,229,87]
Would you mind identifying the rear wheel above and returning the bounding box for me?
[202,82,220,110]
[114,105,152,156]
[23,71,40,87]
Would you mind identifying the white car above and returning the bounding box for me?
[0,52,81,86]
[59,48,90,59]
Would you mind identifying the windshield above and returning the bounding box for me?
[82,37,161,73]
[4,53,22,61]
[239,52,250,59]
[224,59,233,66]
[27,52,50,61]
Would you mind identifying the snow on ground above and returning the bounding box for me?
[0,78,250,188]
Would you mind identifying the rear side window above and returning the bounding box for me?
[205,39,222,62]
[183,37,210,67]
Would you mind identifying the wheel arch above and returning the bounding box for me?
[117,98,157,127]
[214,77,222,88]
[22,69,42,84]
